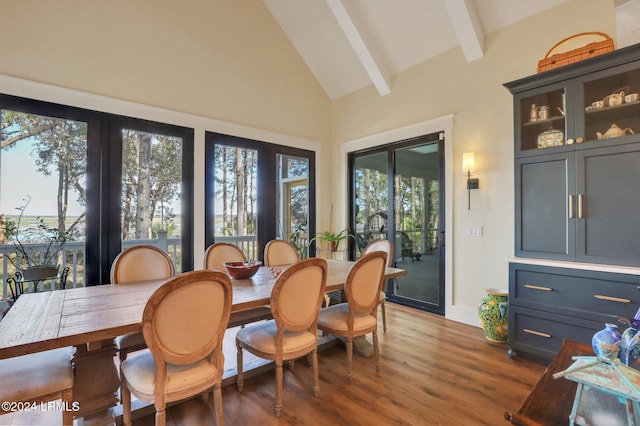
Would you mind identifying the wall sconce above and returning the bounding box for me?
[462,152,479,210]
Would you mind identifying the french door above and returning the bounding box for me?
[349,133,445,314]
[204,133,315,261]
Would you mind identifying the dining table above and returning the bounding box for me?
[0,259,405,422]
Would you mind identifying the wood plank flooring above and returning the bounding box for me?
[132,303,546,426]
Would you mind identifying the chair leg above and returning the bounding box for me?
[373,330,380,372]
[122,382,132,426]
[236,343,244,392]
[381,302,387,332]
[288,359,295,371]
[213,382,224,425]
[346,337,353,384]
[312,349,320,397]
[275,362,283,418]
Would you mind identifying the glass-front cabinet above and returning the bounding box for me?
[506,44,640,267]
[514,62,640,156]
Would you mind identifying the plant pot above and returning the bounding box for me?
[19,265,59,281]
[328,241,338,252]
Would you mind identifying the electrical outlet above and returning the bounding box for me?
[466,225,483,237]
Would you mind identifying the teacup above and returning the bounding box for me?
[592,100,604,109]
[626,93,640,103]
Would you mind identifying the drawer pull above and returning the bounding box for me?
[593,295,631,304]
[568,194,574,219]
[524,284,553,291]
[523,329,552,338]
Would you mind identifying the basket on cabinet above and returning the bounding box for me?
[537,32,614,73]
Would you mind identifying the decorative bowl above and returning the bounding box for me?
[223,260,261,279]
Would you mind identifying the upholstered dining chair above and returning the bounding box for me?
[120,270,232,426]
[263,239,299,267]
[204,242,273,327]
[236,257,327,417]
[317,250,388,383]
[363,239,394,332]
[0,348,74,425]
[110,245,176,362]
[204,242,247,271]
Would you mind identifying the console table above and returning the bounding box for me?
[505,339,593,426]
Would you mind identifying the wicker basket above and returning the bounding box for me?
[537,32,614,73]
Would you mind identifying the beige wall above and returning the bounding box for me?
[0,0,619,325]
[0,0,331,143]
[331,0,616,323]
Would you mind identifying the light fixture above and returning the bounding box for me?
[462,152,479,210]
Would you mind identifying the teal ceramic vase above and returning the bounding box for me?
[477,288,508,343]
[592,323,621,359]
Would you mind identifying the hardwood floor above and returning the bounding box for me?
[132,303,546,426]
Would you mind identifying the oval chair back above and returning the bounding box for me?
[204,242,247,272]
[110,245,175,284]
[264,239,299,266]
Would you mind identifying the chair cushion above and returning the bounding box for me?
[120,351,218,401]
[116,332,146,351]
[317,303,377,333]
[236,320,317,356]
[0,348,73,402]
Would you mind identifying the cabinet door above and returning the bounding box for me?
[515,153,576,260]
[576,144,640,266]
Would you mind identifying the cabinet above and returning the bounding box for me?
[506,44,640,268]
[505,44,640,361]
[508,262,640,361]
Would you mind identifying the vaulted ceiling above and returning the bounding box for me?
[263,0,575,99]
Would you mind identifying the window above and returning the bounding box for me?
[205,133,315,261]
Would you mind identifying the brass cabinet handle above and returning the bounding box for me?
[578,194,584,219]
[576,137,584,144]
[567,138,574,145]
[524,284,553,291]
[594,294,631,304]
[523,329,552,338]
[568,194,574,219]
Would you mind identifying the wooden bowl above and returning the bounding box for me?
[223,261,261,279]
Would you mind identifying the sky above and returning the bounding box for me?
[0,139,84,217]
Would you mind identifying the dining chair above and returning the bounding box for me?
[204,242,273,327]
[110,245,176,362]
[264,239,299,266]
[317,250,388,383]
[203,242,247,271]
[120,270,232,426]
[363,239,394,332]
[0,348,74,425]
[236,257,327,417]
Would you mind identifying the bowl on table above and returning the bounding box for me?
[223,260,262,279]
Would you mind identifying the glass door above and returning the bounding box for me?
[276,154,309,258]
[350,134,445,314]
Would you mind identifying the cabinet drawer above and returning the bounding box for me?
[510,264,640,321]
[509,306,599,361]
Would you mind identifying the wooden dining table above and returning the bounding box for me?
[0,259,405,421]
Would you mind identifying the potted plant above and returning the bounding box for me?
[310,228,354,252]
[3,196,71,299]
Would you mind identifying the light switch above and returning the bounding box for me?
[466,225,483,237]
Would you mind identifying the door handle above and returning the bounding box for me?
[568,194,574,219]
[578,194,584,219]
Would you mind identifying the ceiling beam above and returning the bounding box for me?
[325,0,391,96]
[442,0,484,62]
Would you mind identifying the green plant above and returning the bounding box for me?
[310,228,354,252]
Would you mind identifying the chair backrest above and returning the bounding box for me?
[142,270,232,370]
[271,257,327,334]
[345,251,388,314]
[264,240,299,266]
[110,245,175,284]
[203,243,247,271]
[363,239,393,267]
